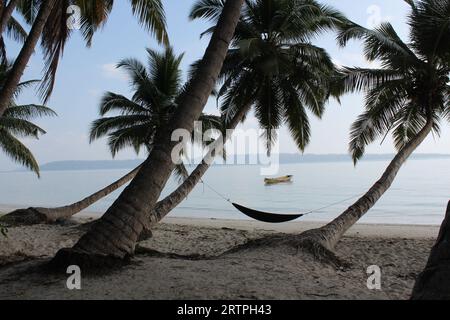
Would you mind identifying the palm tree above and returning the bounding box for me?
[50,0,245,268]
[412,201,450,299]
[0,0,168,117]
[0,0,27,63]
[294,0,450,256]
[0,62,56,177]
[89,47,222,179]
[0,0,57,117]
[193,0,344,152]
[1,47,223,226]
[138,0,347,235]
[0,0,19,34]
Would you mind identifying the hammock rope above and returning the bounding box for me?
[200,179,363,223]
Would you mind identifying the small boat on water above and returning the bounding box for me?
[264,175,293,185]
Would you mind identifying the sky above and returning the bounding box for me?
[0,0,449,170]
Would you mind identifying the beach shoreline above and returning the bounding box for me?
[1,204,442,239]
[0,207,439,300]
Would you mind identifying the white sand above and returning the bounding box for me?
[0,211,439,300]
[161,216,440,239]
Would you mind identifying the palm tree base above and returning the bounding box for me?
[75,220,153,242]
[412,265,450,300]
[47,248,131,273]
[0,208,50,226]
[411,202,450,300]
[138,228,154,242]
[293,229,349,268]
[221,231,350,269]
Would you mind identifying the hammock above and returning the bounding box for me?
[201,179,362,224]
[232,203,303,223]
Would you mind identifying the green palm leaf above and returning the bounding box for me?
[189,0,226,22]
[129,0,168,44]
[0,117,47,138]
[75,0,113,47]
[16,0,168,103]
[89,115,152,142]
[0,128,40,177]
[341,1,450,163]
[191,0,346,154]
[99,92,148,116]
[5,16,28,43]
[92,47,223,181]
[3,104,57,120]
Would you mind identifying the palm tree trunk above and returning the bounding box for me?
[301,118,434,252]
[0,0,56,117]
[2,104,247,228]
[50,0,244,268]
[143,105,251,233]
[0,0,19,35]
[41,166,142,220]
[411,201,450,300]
[0,166,142,225]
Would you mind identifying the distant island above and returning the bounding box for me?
[31,153,450,172]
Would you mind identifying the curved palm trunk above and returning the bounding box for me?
[1,166,142,225]
[51,0,244,267]
[143,105,250,232]
[40,166,141,220]
[305,118,434,251]
[0,0,19,35]
[411,201,450,300]
[0,0,56,117]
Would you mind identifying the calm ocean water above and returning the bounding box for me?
[0,158,448,225]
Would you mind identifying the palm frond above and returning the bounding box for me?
[13,79,41,99]
[282,86,311,152]
[409,0,450,61]
[5,16,28,43]
[38,0,72,102]
[16,0,40,24]
[128,0,168,44]
[89,115,151,143]
[393,107,427,150]
[253,80,283,155]
[189,0,226,22]
[192,114,224,148]
[146,47,183,98]
[337,21,420,69]
[0,117,47,138]
[339,67,403,93]
[99,92,148,116]
[75,0,113,47]
[3,104,57,120]
[349,84,406,163]
[173,163,189,183]
[0,128,40,177]
[404,0,417,11]
[117,57,149,86]
[106,124,153,157]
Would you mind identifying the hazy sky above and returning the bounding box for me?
[1,0,448,170]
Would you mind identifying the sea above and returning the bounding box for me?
[0,158,448,225]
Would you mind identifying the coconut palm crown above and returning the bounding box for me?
[0,62,57,176]
[190,0,347,153]
[15,0,168,101]
[89,46,223,181]
[336,0,450,163]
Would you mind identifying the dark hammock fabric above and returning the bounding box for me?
[232,203,304,223]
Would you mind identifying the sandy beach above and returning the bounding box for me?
[0,208,440,300]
